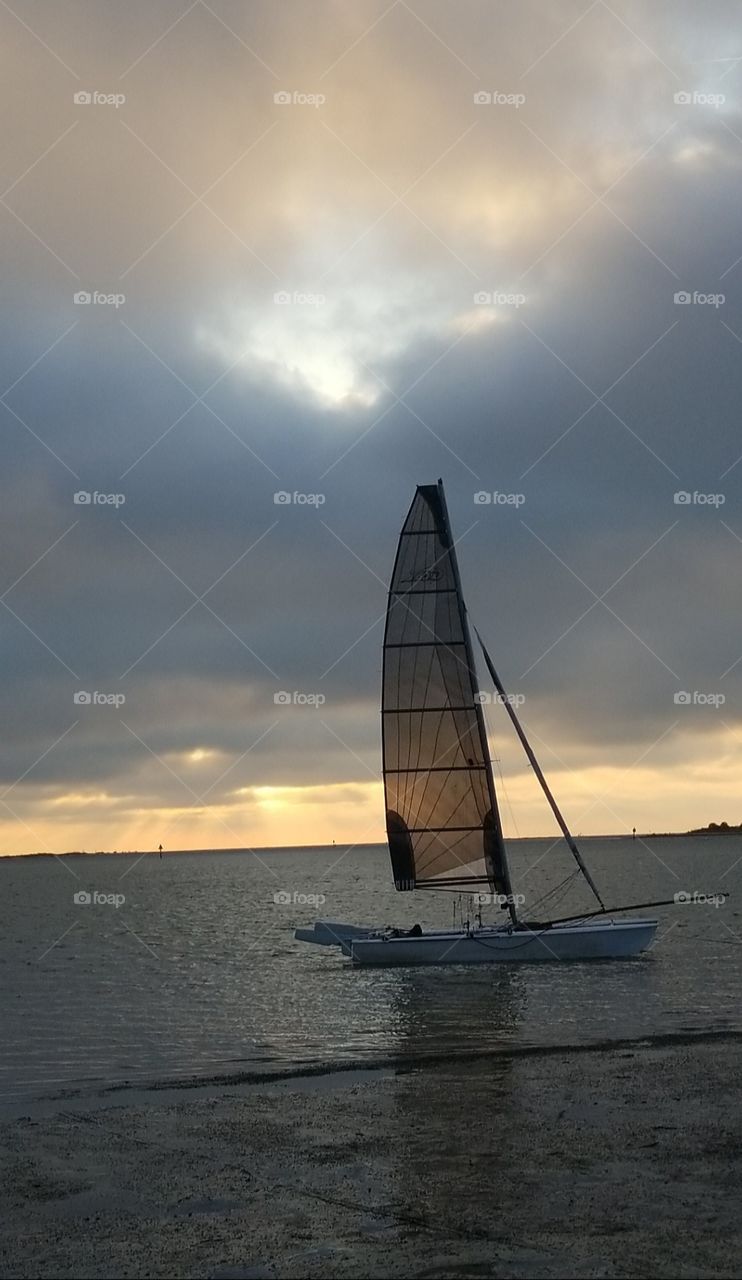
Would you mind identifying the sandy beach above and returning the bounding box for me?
[1,1032,740,1279]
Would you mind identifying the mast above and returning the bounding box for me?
[436,482,518,925]
[475,630,606,913]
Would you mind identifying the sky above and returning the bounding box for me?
[1,0,742,855]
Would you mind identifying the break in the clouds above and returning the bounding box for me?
[1,0,742,852]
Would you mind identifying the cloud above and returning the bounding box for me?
[0,0,741,850]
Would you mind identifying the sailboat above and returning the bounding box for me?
[296,481,690,966]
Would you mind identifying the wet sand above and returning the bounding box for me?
[0,1034,740,1279]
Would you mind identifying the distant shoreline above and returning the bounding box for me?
[3,828,741,859]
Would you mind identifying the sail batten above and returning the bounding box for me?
[382,481,515,911]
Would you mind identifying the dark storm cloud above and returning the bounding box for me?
[1,0,741,844]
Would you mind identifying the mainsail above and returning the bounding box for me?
[382,481,515,909]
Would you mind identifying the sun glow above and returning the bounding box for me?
[196,281,471,408]
[3,739,742,856]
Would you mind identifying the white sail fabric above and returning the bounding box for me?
[382,483,511,892]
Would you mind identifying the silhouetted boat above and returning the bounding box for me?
[297,481,710,965]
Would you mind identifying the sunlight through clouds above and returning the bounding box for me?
[1,0,742,851]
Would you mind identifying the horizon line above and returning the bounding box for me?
[1,828,734,859]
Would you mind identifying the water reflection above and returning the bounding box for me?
[374,963,526,1059]
[2,841,741,1105]
[381,970,522,1234]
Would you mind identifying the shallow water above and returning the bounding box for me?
[0,837,739,1107]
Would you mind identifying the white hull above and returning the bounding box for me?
[294,920,378,946]
[344,918,657,966]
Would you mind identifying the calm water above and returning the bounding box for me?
[0,838,740,1109]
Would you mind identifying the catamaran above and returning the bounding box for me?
[296,480,708,966]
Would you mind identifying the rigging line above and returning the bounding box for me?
[526,869,580,916]
[474,627,605,912]
[542,895,728,926]
[530,874,581,920]
[531,858,588,920]
[493,751,519,840]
